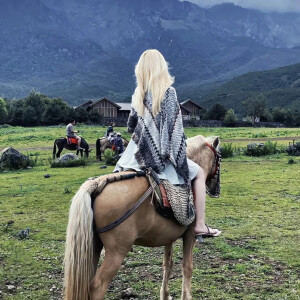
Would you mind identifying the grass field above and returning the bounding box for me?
[0,126,300,299]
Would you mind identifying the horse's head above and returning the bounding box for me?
[186,135,221,198]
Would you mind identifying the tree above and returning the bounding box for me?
[242,94,267,123]
[272,107,287,123]
[22,106,38,126]
[88,110,102,124]
[223,109,237,127]
[206,102,227,120]
[41,98,69,125]
[75,107,89,123]
[0,97,8,124]
[9,100,24,126]
[23,91,47,125]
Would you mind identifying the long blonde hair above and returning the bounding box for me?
[132,49,174,116]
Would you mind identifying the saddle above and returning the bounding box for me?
[67,137,77,145]
[151,178,195,226]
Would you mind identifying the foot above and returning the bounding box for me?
[195,224,221,238]
[77,146,83,150]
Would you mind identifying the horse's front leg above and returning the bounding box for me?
[57,148,63,158]
[181,228,195,300]
[160,243,173,300]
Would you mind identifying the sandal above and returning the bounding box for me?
[195,225,221,243]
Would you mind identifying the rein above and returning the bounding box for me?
[205,142,222,182]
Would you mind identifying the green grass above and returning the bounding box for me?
[1,126,300,299]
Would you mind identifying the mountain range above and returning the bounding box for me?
[200,62,300,113]
[1,0,300,107]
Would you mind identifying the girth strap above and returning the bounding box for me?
[96,185,153,233]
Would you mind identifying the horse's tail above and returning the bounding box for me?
[53,140,57,159]
[64,180,98,300]
[96,138,100,159]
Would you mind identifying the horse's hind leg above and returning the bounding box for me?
[160,244,173,300]
[90,244,130,300]
[181,229,195,300]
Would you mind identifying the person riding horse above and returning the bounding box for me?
[106,122,115,140]
[113,132,124,155]
[66,120,83,150]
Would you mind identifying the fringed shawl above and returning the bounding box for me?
[127,87,190,185]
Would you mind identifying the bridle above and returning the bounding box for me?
[205,142,222,182]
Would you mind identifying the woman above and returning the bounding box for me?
[114,49,221,239]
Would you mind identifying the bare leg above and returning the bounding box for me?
[160,244,173,300]
[193,168,220,235]
[181,229,195,300]
[77,137,82,149]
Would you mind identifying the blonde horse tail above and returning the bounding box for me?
[64,180,98,300]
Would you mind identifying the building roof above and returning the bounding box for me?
[115,103,131,111]
[179,104,191,113]
[75,100,93,109]
[89,97,121,109]
[180,99,204,110]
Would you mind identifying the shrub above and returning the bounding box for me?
[104,149,117,165]
[286,141,300,156]
[50,158,87,168]
[223,109,237,127]
[244,141,279,156]
[220,143,234,158]
[288,158,296,164]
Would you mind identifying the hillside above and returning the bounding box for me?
[1,0,300,105]
[199,63,300,113]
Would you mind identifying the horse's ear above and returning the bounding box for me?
[213,136,220,149]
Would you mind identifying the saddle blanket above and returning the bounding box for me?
[67,137,77,145]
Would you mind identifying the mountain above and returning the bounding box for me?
[1,0,300,105]
[199,63,300,113]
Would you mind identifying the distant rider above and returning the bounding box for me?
[66,120,83,150]
[106,122,115,138]
[114,132,124,155]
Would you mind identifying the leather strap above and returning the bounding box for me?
[96,185,153,233]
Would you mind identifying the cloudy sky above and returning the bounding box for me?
[186,0,300,13]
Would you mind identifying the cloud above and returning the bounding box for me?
[185,0,300,13]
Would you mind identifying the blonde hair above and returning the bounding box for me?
[132,49,174,116]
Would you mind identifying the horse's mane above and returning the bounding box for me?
[186,135,219,161]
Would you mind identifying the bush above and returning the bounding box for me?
[223,109,237,127]
[50,158,87,168]
[104,149,117,165]
[286,141,300,156]
[220,143,234,158]
[288,158,296,164]
[244,141,280,156]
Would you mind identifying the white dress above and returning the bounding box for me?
[114,139,200,184]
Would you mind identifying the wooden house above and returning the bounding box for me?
[180,100,204,120]
[115,103,131,119]
[88,98,121,118]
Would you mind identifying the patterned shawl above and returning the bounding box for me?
[127,87,190,185]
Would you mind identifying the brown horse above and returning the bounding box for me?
[64,135,221,300]
[96,137,129,160]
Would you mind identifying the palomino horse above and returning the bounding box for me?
[64,135,221,300]
[53,137,90,159]
[96,137,129,160]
